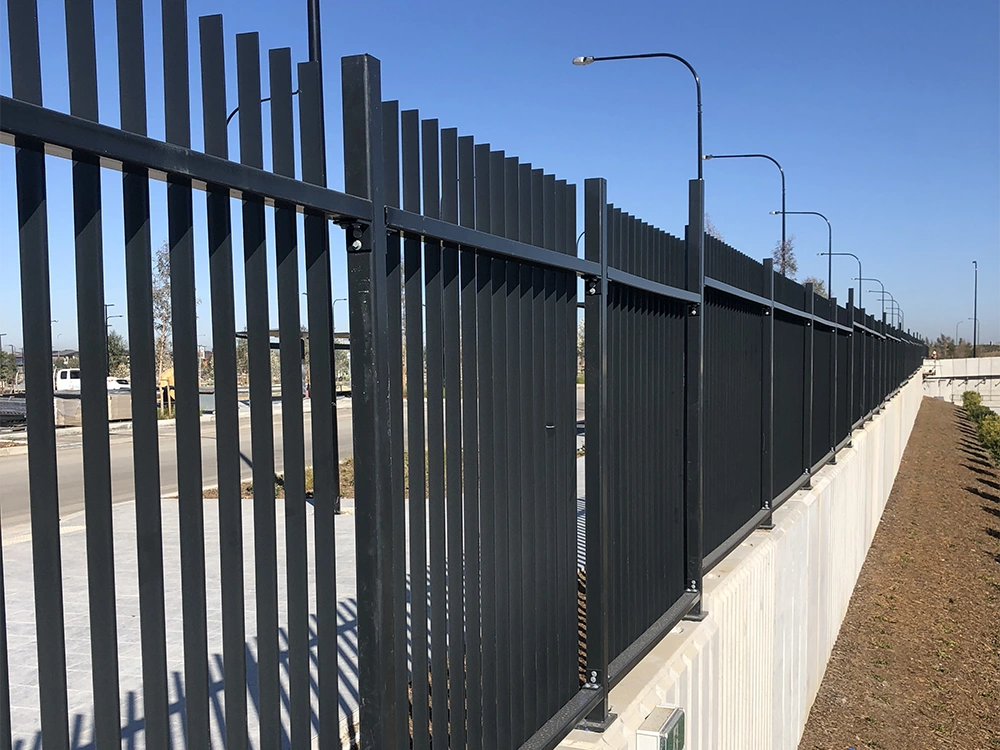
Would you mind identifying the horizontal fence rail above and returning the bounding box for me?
[1,3,927,749]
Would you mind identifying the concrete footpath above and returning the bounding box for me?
[3,496,360,749]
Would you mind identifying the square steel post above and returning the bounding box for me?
[846,288,855,442]
[683,178,706,620]
[760,258,775,528]
[583,178,612,726]
[829,296,838,464]
[802,283,815,485]
[341,53,403,750]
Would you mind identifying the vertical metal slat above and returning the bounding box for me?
[237,31,280,748]
[64,1,122,744]
[198,14,247,749]
[421,117,448,750]
[517,161,537,734]
[270,46,311,750]
[402,108,430,750]
[490,149,512,749]
[382,99,411,748]
[503,155,524,743]
[441,127,466,749]
[7,2,70,743]
[475,142,498,748]
[163,1,210,743]
[298,58,341,750]
[459,134,482,750]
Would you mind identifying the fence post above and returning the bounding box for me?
[881,313,888,406]
[760,258,775,529]
[583,177,613,725]
[829,296,838,464]
[802,283,815,485]
[683,178,706,620]
[341,53,402,749]
[846,288,855,440]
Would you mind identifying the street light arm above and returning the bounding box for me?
[778,210,832,294]
[704,153,785,246]
[575,52,702,178]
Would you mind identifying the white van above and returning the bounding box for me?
[53,369,131,393]
[54,368,81,392]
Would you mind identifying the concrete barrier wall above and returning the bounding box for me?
[559,371,924,750]
[922,357,1000,408]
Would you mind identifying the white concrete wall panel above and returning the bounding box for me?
[559,372,924,750]
[923,357,1000,408]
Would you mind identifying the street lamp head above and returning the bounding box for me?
[702,154,713,160]
[572,56,595,66]
[769,210,781,215]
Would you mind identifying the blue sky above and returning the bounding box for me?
[1,0,998,350]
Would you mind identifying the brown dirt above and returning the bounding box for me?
[799,397,1000,749]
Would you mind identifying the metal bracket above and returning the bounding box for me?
[762,306,771,316]
[576,711,618,732]
[688,303,700,317]
[585,276,602,296]
[344,222,370,252]
[583,669,603,689]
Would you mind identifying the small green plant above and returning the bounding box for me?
[962,390,1000,464]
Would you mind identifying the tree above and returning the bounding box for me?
[200,350,214,386]
[773,236,798,279]
[235,337,249,386]
[0,351,17,390]
[577,317,585,378]
[803,276,828,299]
[334,348,350,392]
[107,330,130,377]
[704,213,724,242]
[931,334,954,358]
[152,241,172,381]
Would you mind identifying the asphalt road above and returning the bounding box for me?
[0,399,355,529]
[0,387,586,529]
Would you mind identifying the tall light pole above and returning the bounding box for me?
[972,260,978,357]
[703,153,784,250]
[573,48,708,703]
[772,210,832,295]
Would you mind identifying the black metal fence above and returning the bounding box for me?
[0,2,926,749]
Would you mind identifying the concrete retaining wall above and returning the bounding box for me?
[922,357,1000,409]
[559,371,924,750]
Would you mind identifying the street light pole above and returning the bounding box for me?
[703,153,784,249]
[573,48,709,700]
[972,260,978,357]
[772,210,832,295]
